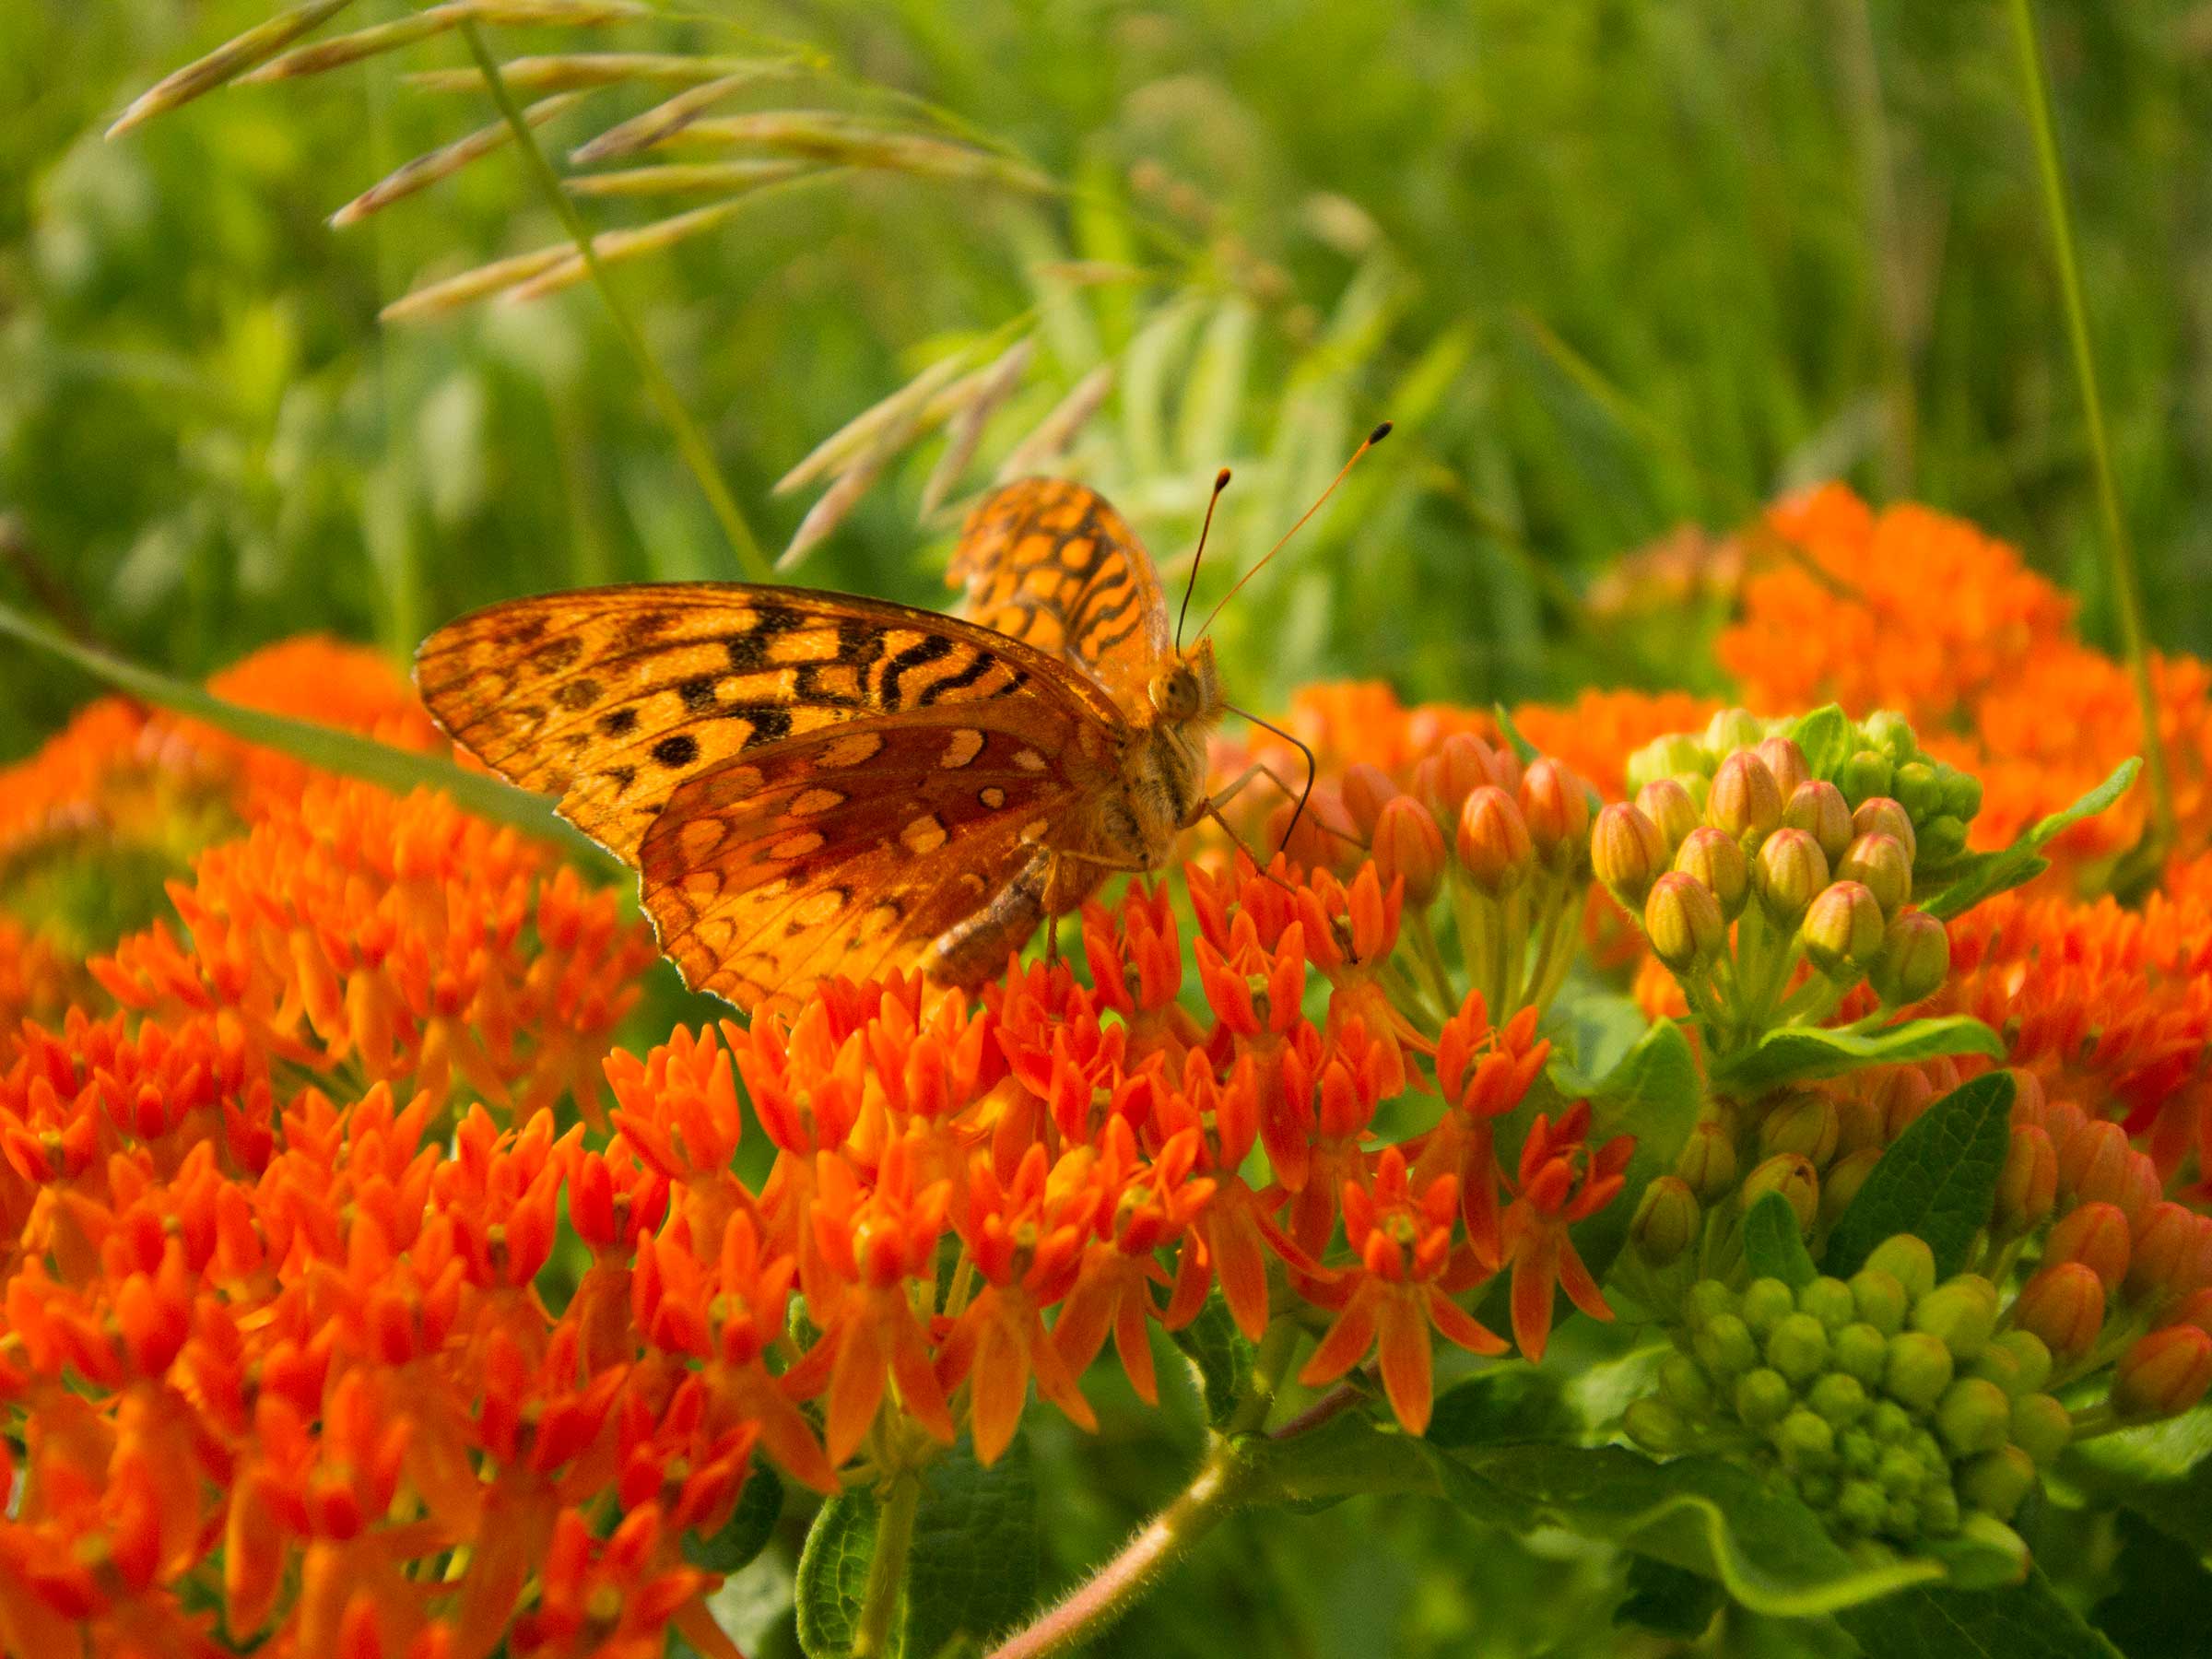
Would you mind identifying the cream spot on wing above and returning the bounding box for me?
[771,830,826,860]
[678,818,724,862]
[1018,818,1049,842]
[1013,747,1047,772]
[854,901,901,941]
[751,876,792,901]
[900,815,948,856]
[818,731,884,768]
[979,786,1006,809]
[794,890,844,925]
[939,728,985,769]
[790,787,844,817]
[957,872,988,897]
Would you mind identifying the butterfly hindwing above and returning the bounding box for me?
[414,582,1124,865]
[638,712,1088,1006]
[948,479,1172,718]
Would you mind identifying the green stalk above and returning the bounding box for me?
[457,22,773,582]
[2006,0,2172,862]
[852,1468,923,1657]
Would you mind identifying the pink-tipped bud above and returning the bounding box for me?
[1708,750,1784,845]
[2047,1201,2132,1294]
[2058,1120,2133,1213]
[1876,1067,1936,1142]
[1742,1153,1819,1234]
[1594,803,1668,908]
[1837,832,1912,917]
[1520,758,1592,869]
[1994,1125,2058,1237]
[1851,796,1918,865]
[1783,779,1855,864]
[1868,911,1949,1006]
[1456,786,1535,895]
[1756,735,1811,800]
[1635,776,1702,854]
[2172,1288,2212,1337]
[1339,763,1401,840]
[2013,1262,2105,1362]
[2009,1067,2048,1131]
[1371,794,1447,908]
[2112,1151,2164,1229]
[1820,1147,1882,1225]
[1754,828,1830,926]
[2127,1204,2212,1305]
[1673,826,1750,921]
[1801,880,1883,979]
[2114,1325,2212,1421]
[1646,871,1726,971]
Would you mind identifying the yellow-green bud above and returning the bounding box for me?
[1742,1153,1819,1235]
[1837,832,1912,917]
[1969,1344,2021,1396]
[1684,1279,1737,1328]
[1943,770,1983,822]
[1834,1322,1890,1386]
[1836,1477,1888,1533]
[1659,1354,1715,1415]
[1918,1484,1962,1536]
[2008,1393,2073,1465]
[1862,711,1917,763]
[1635,776,1702,853]
[1694,1312,1759,1377]
[1706,708,1765,755]
[1735,1367,1794,1430]
[1849,1269,1910,1335]
[1865,1235,1937,1301]
[1992,1330,2053,1395]
[1840,1427,1880,1474]
[1756,735,1811,801]
[1958,1446,2037,1521]
[1892,760,1945,822]
[1625,1397,1692,1453]
[1675,1121,1738,1204]
[1767,1312,1831,1383]
[1760,1092,1841,1167]
[1821,1148,1883,1226]
[1883,1332,1956,1412]
[1594,802,1668,908]
[1917,814,1970,866]
[1777,1407,1838,1472]
[1936,1377,2013,1456]
[1672,826,1749,920]
[1783,779,1855,864]
[1629,1176,1700,1268]
[1645,871,1726,971]
[1869,910,1950,1006]
[1801,880,1884,979]
[1840,749,1896,808]
[1809,1371,1870,1428]
[1709,750,1784,846]
[1798,1276,1858,1331]
[1742,1277,1796,1338]
[1851,796,1918,864]
[1912,1277,1998,1362]
[1755,827,1830,925]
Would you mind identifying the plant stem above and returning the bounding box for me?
[2006,0,2172,860]
[852,1467,923,1658]
[985,1439,1258,1659]
[1228,1321,1300,1435]
[456,22,773,582]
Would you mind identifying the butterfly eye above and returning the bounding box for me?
[1150,669,1199,722]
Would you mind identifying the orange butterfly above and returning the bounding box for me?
[416,439,1382,1012]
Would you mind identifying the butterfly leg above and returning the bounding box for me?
[921,849,1052,990]
[1211,759,1305,810]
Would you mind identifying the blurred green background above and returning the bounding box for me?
[7,1,2211,772]
[5,6,2207,1654]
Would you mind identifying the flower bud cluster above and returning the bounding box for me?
[1630,1241,2071,1548]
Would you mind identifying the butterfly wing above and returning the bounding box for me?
[638,711,1088,1007]
[947,478,1173,718]
[413,582,1125,866]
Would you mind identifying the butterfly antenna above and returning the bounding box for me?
[1176,468,1233,652]
[1225,702,1319,862]
[1196,420,1391,641]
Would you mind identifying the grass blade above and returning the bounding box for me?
[107,0,358,135]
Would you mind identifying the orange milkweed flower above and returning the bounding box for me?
[1499,1103,1632,1360]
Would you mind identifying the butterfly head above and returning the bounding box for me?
[1149,639,1225,730]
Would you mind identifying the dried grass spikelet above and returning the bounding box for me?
[921,337,1036,516]
[776,410,926,571]
[332,92,589,227]
[773,354,975,500]
[562,158,818,199]
[567,62,811,165]
[380,245,572,323]
[648,111,1055,195]
[499,198,762,304]
[407,52,802,95]
[994,363,1116,481]
[241,2,653,83]
[106,0,358,135]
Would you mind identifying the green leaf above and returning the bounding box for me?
[1426,1365,1577,1450]
[1169,1292,1255,1432]
[686,1465,783,1574]
[1837,1568,2123,1659]
[902,1438,1039,1659]
[794,1489,877,1659]
[2060,1404,2212,1551]
[1742,1191,1817,1288]
[1713,1017,2004,1099]
[2091,1510,2212,1658]
[1924,759,2141,921]
[1822,1071,2015,1279]
[1616,1556,1723,1638]
[1575,1020,1704,1284]
[0,598,619,877]
[1786,704,1856,782]
[1493,701,1540,765]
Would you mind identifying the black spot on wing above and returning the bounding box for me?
[652,735,700,768]
[722,704,794,745]
[599,708,639,737]
[678,675,720,713]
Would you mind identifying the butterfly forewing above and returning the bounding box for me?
[948,479,1171,718]
[415,582,1122,866]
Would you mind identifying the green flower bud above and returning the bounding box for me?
[1867,1400,1913,1445]
[1912,1277,1999,1362]
[2009,1393,2073,1465]
[1797,1276,1858,1331]
[1936,1377,2013,1456]
[1646,870,1726,971]
[1755,827,1830,925]
[1883,1332,1957,1412]
[1706,708,1765,755]
[1865,1236,1937,1301]
[1777,1407,1838,1473]
[1918,815,1970,866]
[1840,749,1896,809]
[1918,1483,1962,1537]
[1629,1176,1700,1269]
[1594,802,1668,908]
[1659,1354,1716,1416]
[1795,1471,1840,1509]
[1969,1344,2021,1396]
[1735,1367,1795,1430]
[1625,1397,1691,1453]
[1634,776,1702,853]
[1821,1148,1883,1227]
[1836,1477,1888,1534]
[1672,826,1750,921]
[1877,1446,1927,1497]
[1709,750,1784,846]
[1957,1446,2037,1521]
[1839,1426,1880,1473]
[1809,1371,1870,1429]
[1675,1121,1739,1204]
[1862,711,1917,764]
[1760,1093,1841,1167]
[1893,760,1945,822]
[1851,796,1918,865]
[1837,831,1912,917]
[1849,1269,1910,1335]
[1884,1495,1920,1537]
[1834,1323,1890,1386]
[1742,1277,1797,1338]
[1783,779,1855,864]
[1694,1312,1759,1378]
[1767,1312,1832,1383]
[1942,769,1984,823]
[1756,735,1811,801]
[1993,1331,2053,1396]
[1683,1279,1738,1329]
[1742,1154,1819,1236]
[1868,910,1950,1006]
[1802,881,1884,979]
